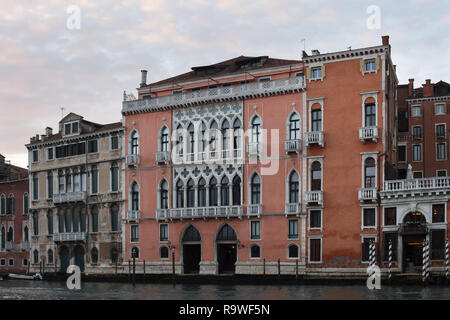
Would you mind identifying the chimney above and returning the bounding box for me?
[382,35,390,46]
[423,79,433,97]
[311,49,320,56]
[408,79,414,97]
[35,134,39,141]
[45,127,53,137]
[140,70,148,87]
[302,50,309,59]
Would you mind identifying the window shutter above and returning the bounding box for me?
[360,59,365,74]
[305,67,311,80]
[321,65,326,78]
[375,57,380,74]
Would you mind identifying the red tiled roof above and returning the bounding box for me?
[146,56,302,88]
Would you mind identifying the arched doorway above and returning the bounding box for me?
[401,211,427,272]
[59,246,70,273]
[216,224,237,274]
[181,225,201,274]
[73,245,85,272]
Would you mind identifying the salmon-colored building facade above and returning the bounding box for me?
[121,36,450,276]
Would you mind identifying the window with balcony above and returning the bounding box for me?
[250,174,261,204]
[232,176,241,205]
[311,161,322,191]
[0,194,4,215]
[188,123,195,157]
[209,177,218,206]
[311,109,322,132]
[130,130,139,155]
[364,103,376,127]
[160,180,169,209]
[91,206,99,233]
[176,180,184,208]
[437,170,447,177]
[288,112,300,140]
[47,211,53,235]
[364,158,376,188]
[197,178,206,207]
[221,120,230,155]
[221,176,230,206]
[160,126,169,152]
[186,179,195,208]
[288,220,298,239]
[131,182,139,211]
[209,121,218,157]
[288,171,300,203]
[199,122,207,154]
[233,119,242,153]
[23,193,29,215]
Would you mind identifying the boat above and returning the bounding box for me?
[8,273,43,280]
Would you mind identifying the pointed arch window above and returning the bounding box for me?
[176,180,184,208]
[7,227,13,242]
[251,116,261,144]
[23,226,29,242]
[251,174,261,204]
[110,204,119,232]
[182,225,201,242]
[91,247,98,264]
[289,113,300,140]
[1,227,5,249]
[216,224,237,241]
[186,179,195,208]
[47,249,54,264]
[0,194,5,215]
[209,121,218,153]
[131,182,139,211]
[6,194,14,215]
[232,176,241,205]
[160,180,169,209]
[221,176,230,206]
[131,130,139,155]
[311,161,322,191]
[198,178,206,207]
[200,122,207,153]
[288,171,300,203]
[160,126,169,152]
[221,120,230,151]
[176,124,184,156]
[209,177,218,206]
[233,119,242,152]
[188,123,195,154]
[91,206,99,233]
[364,158,376,188]
[47,210,53,235]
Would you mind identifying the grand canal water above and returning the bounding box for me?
[0,280,449,300]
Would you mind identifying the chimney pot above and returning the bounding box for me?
[45,127,53,136]
[140,70,148,87]
[382,35,390,46]
[426,79,431,85]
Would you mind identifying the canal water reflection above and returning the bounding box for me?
[0,280,448,300]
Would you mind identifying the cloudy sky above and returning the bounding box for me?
[1,0,449,168]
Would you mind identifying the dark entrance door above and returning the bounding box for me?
[59,246,70,273]
[217,243,237,274]
[183,244,201,274]
[402,235,425,272]
[74,245,85,272]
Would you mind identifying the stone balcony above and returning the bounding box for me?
[358,188,378,202]
[284,139,302,154]
[5,241,21,251]
[305,191,323,206]
[53,192,86,204]
[126,154,140,166]
[247,143,260,158]
[156,151,170,164]
[53,232,87,242]
[285,203,301,216]
[127,210,141,221]
[304,131,324,147]
[359,126,379,142]
[247,204,262,217]
[381,177,450,199]
[122,76,305,114]
[156,206,243,221]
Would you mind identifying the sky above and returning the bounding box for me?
[0,0,449,168]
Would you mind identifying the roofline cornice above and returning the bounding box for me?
[406,95,450,103]
[302,45,389,64]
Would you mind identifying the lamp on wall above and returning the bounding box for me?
[237,240,244,248]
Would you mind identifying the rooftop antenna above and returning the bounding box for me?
[300,39,306,51]
[60,107,65,119]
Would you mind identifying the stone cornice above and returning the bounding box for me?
[406,95,450,104]
[303,45,388,64]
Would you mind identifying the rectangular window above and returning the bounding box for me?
[250,221,260,240]
[65,123,71,135]
[58,176,65,194]
[309,238,321,262]
[32,150,39,163]
[363,208,376,228]
[437,170,447,177]
[311,109,322,132]
[432,204,445,223]
[47,214,53,235]
[384,207,397,226]
[412,126,422,139]
[72,122,79,134]
[431,230,445,260]
[309,210,321,229]
[311,67,322,79]
[362,237,375,262]
[23,194,29,214]
[435,103,445,115]
[0,259,5,266]
[32,177,38,200]
[111,166,119,192]
[436,124,446,138]
[412,105,421,117]
[88,140,98,153]
[33,214,39,235]
[8,259,14,266]
[398,145,406,162]
[91,168,98,194]
[413,144,422,161]
[365,59,376,72]
[81,173,87,192]
[288,220,298,239]
[131,225,139,242]
[73,175,80,192]
[110,136,119,150]
[47,174,53,199]
[437,143,446,160]
[413,171,423,179]
[46,148,54,161]
[92,211,98,233]
[160,224,168,242]
[364,103,376,127]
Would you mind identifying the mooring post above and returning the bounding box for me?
[27,260,30,275]
[39,260,42,274]
[296,259,298,278]
[55,258,57,274]
[143,260,146,283]
[263,258,265,276]
[115,260,118,275]
[42,258,45,276]
[132,257,136,286]
[278,258,280,277]
[128,260,131,281]
[172,249,175,283]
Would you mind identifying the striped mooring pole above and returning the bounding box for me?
[422,240,430,282]
[388,240,393,280]
[369,241,376,277]
[445,239,449,280]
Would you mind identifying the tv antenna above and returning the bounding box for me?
[60,107,65,119]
